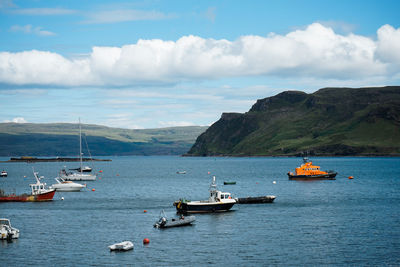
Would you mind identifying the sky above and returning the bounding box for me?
[0,0,399,129]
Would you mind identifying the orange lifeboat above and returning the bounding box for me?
[287,158,337,180]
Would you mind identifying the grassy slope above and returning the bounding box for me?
[187,86,400,156]
[0,124,208,156]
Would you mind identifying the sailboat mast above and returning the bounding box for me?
[79,118,82,173]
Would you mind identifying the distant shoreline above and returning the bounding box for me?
[1,157,111,163]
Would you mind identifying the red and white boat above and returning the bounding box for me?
[0,170,55,202]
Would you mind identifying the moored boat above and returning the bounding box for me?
[287,157,337,180]
[0,218,19,240]
[0,170,7,177]
[235,195,276,204]
[0,170,55,202]
[50,177,86,192]
[224,181,236,185]
[154,210,196,228]
[108,241,134,251]
[61,119,96,181]
[174,176,236,213]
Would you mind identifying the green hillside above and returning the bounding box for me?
[0,124,208,156]
[186,86,400,156]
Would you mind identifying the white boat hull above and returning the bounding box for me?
[51,184,85,192]
[109,241,134,251]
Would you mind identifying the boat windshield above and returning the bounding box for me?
[0,219,10,226]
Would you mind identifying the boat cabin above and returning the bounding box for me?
[294,158,328,176]
[0,219,11,227]
[29,172,49,195]
[30,182,48,195]
[210,190,233,203]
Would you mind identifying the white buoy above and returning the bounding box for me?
[273,181,276,184]
[61,197,64,201]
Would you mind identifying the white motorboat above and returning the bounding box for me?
[0,218,20,240]
[50,177,86,192]
[0,170,7,177]
[60,119,96,181]
[108,241,134,251]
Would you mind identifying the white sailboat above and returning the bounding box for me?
[60,119,96,181]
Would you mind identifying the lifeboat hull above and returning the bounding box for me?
[0,190,56,202]
[175,201,235,213]
[288,172,337,180]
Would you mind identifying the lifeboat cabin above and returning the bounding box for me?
[287,158,337,180]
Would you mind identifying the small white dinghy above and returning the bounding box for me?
[108,241,134,251]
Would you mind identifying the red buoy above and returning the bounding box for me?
[143,210,147,213]
[143,238,150,244]
[348,176,354,179]
[92,188,95,191]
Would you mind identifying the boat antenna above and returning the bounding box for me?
[209,176,217,191]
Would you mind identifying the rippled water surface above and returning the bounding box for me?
[1,156,400,266]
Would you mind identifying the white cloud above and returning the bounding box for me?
[12,7,76,15]
[204,7,216,23]
[3,117,27,123]
[82,9,172,24]
[376,24,400,66]
[10,24,55,36]
[1,23,399,87]
[158,121,196,127]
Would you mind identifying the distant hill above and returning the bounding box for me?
[186,86,400,156]
[0,123,208,156]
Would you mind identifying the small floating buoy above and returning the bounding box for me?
[116,174,119,176]
[143,238,150,245]
[92,188,96,191]
[143,210,147,213]
[207,171,210,174]
[273,181,276,184]
[348,176,354,179]
[99,170,103,173]
[61,197,64,201]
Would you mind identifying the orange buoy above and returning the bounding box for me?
[348,176,354,179]
[99,170,103,173]
[143,210,147,213]
[92,188,96,191]
[143,238,150,244]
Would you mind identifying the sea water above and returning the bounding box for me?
[1,156,399,266]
